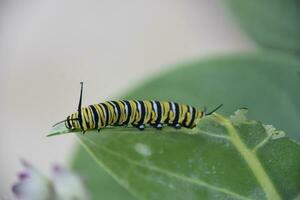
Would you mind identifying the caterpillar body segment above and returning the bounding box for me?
[65,100,204,132]
[53,83,223,133]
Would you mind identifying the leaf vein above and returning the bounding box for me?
[197,129,229,140]
[84,138,252,200]
[252,135,272,153]
[214,114,281,200]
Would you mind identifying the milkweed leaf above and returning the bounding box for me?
[72,110,299,200]
[69,52,300,199]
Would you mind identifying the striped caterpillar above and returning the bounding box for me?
[53,82,222,133]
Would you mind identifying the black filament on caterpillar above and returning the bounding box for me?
[53,82,223,134]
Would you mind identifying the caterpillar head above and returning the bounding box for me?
[52,112,80,130]
[65,112,80,130]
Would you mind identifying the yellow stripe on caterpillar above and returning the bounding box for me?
[53,83,223,133]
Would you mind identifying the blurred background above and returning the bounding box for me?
[0,0,254,198]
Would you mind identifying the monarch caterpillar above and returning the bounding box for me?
[53,82,222,133]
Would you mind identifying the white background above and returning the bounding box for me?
[0,0,253,197]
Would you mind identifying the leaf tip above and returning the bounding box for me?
[46,132,60,137]
[47,123,72,137]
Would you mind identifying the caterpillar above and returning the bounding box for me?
[53,82,222,133]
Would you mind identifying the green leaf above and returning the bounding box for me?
[123,52,300,142]
[70,52,300,199]
[72,110,300,200]
[224,0,300,54]
[72,145,135,200]
[47,123,71,137]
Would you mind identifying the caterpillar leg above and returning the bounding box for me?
[134,124,145,131]
[139,124,145,131]
[97,129,101,132]
[174,124,181,129]
[155,123,163,130]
